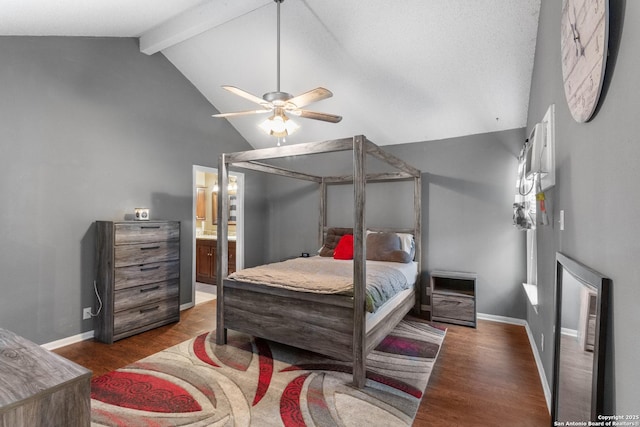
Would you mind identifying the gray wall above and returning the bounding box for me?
[390,131,528,318]
[264,130,528,319]
[527,0,639,414]
[0,37,267,344]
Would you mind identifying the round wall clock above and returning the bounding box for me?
[560,0,609,123]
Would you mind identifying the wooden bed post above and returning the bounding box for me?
[320,179,327,249]
[216,154,229,345]
[352,135,367,388]
[414,175,422,315]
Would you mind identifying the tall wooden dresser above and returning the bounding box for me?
[95,221,180,344]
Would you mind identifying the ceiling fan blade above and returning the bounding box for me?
[212,109,271,118]
[222,85,268,106]
[286,87,333,109]
[292,109,342,123]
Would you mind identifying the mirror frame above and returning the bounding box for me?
[551,252,611,423]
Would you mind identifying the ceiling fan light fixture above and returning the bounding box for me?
[259,110,299,137]
[213,0,341,143]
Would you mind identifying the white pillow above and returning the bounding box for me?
[396,233,415,255]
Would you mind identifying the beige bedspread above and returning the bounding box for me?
[228,256,411,312]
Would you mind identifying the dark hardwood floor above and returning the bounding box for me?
[414,318,550,426]
[54,301,550,426]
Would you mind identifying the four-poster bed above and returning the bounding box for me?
[215,135,422,388]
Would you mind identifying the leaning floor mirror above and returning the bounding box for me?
[552,252,611,423]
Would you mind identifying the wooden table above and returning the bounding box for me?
[0,328,92,426]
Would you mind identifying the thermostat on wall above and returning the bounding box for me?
[134,208,150,221]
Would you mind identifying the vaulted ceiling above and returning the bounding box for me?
[1,0,541,149]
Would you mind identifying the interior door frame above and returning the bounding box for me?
[191,165,244,306]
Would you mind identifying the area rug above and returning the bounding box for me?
[91,320,446,426]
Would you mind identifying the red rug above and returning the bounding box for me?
[91,320,446,426]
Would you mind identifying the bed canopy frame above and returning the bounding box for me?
[215,135,422,387]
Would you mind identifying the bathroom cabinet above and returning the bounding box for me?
[196,239,236,284]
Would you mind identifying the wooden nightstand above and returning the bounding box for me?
[430,270,477,327]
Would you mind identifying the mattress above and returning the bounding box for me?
[228,256,418,313]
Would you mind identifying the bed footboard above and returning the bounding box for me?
[222,279,355,361]
[219,279,416,388]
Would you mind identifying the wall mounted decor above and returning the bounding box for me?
[560,0,609,122]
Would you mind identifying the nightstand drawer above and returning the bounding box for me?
[114,222,179,245]
[113,298,180,336]
[114,279,179,312]
[114,260,180,290]
[432,293,475,322]
[114,241,179,267]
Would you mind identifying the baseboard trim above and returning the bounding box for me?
[478,312,551,412]
[42,330,94,351]
[43,302,196,350]
[477,312,527,325]
[181,301,195,311]
[523,322,552,412]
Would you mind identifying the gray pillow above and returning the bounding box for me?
[366,232,411,263]
[319,227,353,257]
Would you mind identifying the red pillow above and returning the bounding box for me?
[333,234,354,260]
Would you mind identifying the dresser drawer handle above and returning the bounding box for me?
[140,286,160,293]
[140,246,160,251]
[140,306,160,314]
[140,265,160,271]
[141,226,161,229]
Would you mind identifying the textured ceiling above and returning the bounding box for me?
[0,0,209,36]
[1,0,541,149]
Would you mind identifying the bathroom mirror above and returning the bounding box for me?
[551,252,611,423]
[212,176,238,225]
[212,193,237,225]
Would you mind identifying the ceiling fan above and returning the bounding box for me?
[212,0,342,139]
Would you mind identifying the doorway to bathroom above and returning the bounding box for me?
[192,165,244,305]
